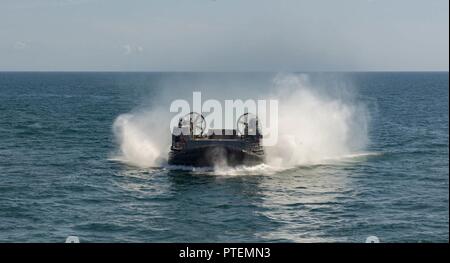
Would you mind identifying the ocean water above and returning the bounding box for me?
[0,72,448,243]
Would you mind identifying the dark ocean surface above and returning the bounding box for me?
[0,72,448,242]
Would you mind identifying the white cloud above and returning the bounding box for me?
[123,44,144,55]
[123,44,132,55]
[13,41,27,50]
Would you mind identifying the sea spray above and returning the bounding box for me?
[112,73,369,170]
[265,74,369,167]
[112,108,171,167]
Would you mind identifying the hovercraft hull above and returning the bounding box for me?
[168,146,264,167]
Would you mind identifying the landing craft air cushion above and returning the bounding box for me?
[168,112,265,167]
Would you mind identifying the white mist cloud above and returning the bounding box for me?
[265,74,369,167]
[112,108,171,167]
[13,41,27,50]
[123,44,144,55]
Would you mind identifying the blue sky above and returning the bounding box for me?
[0,0,448,71]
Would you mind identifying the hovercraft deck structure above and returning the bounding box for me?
[169,112,264,167]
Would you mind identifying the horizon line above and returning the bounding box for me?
[0,70,448,73]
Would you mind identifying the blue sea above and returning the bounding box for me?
[0,72,448,242]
